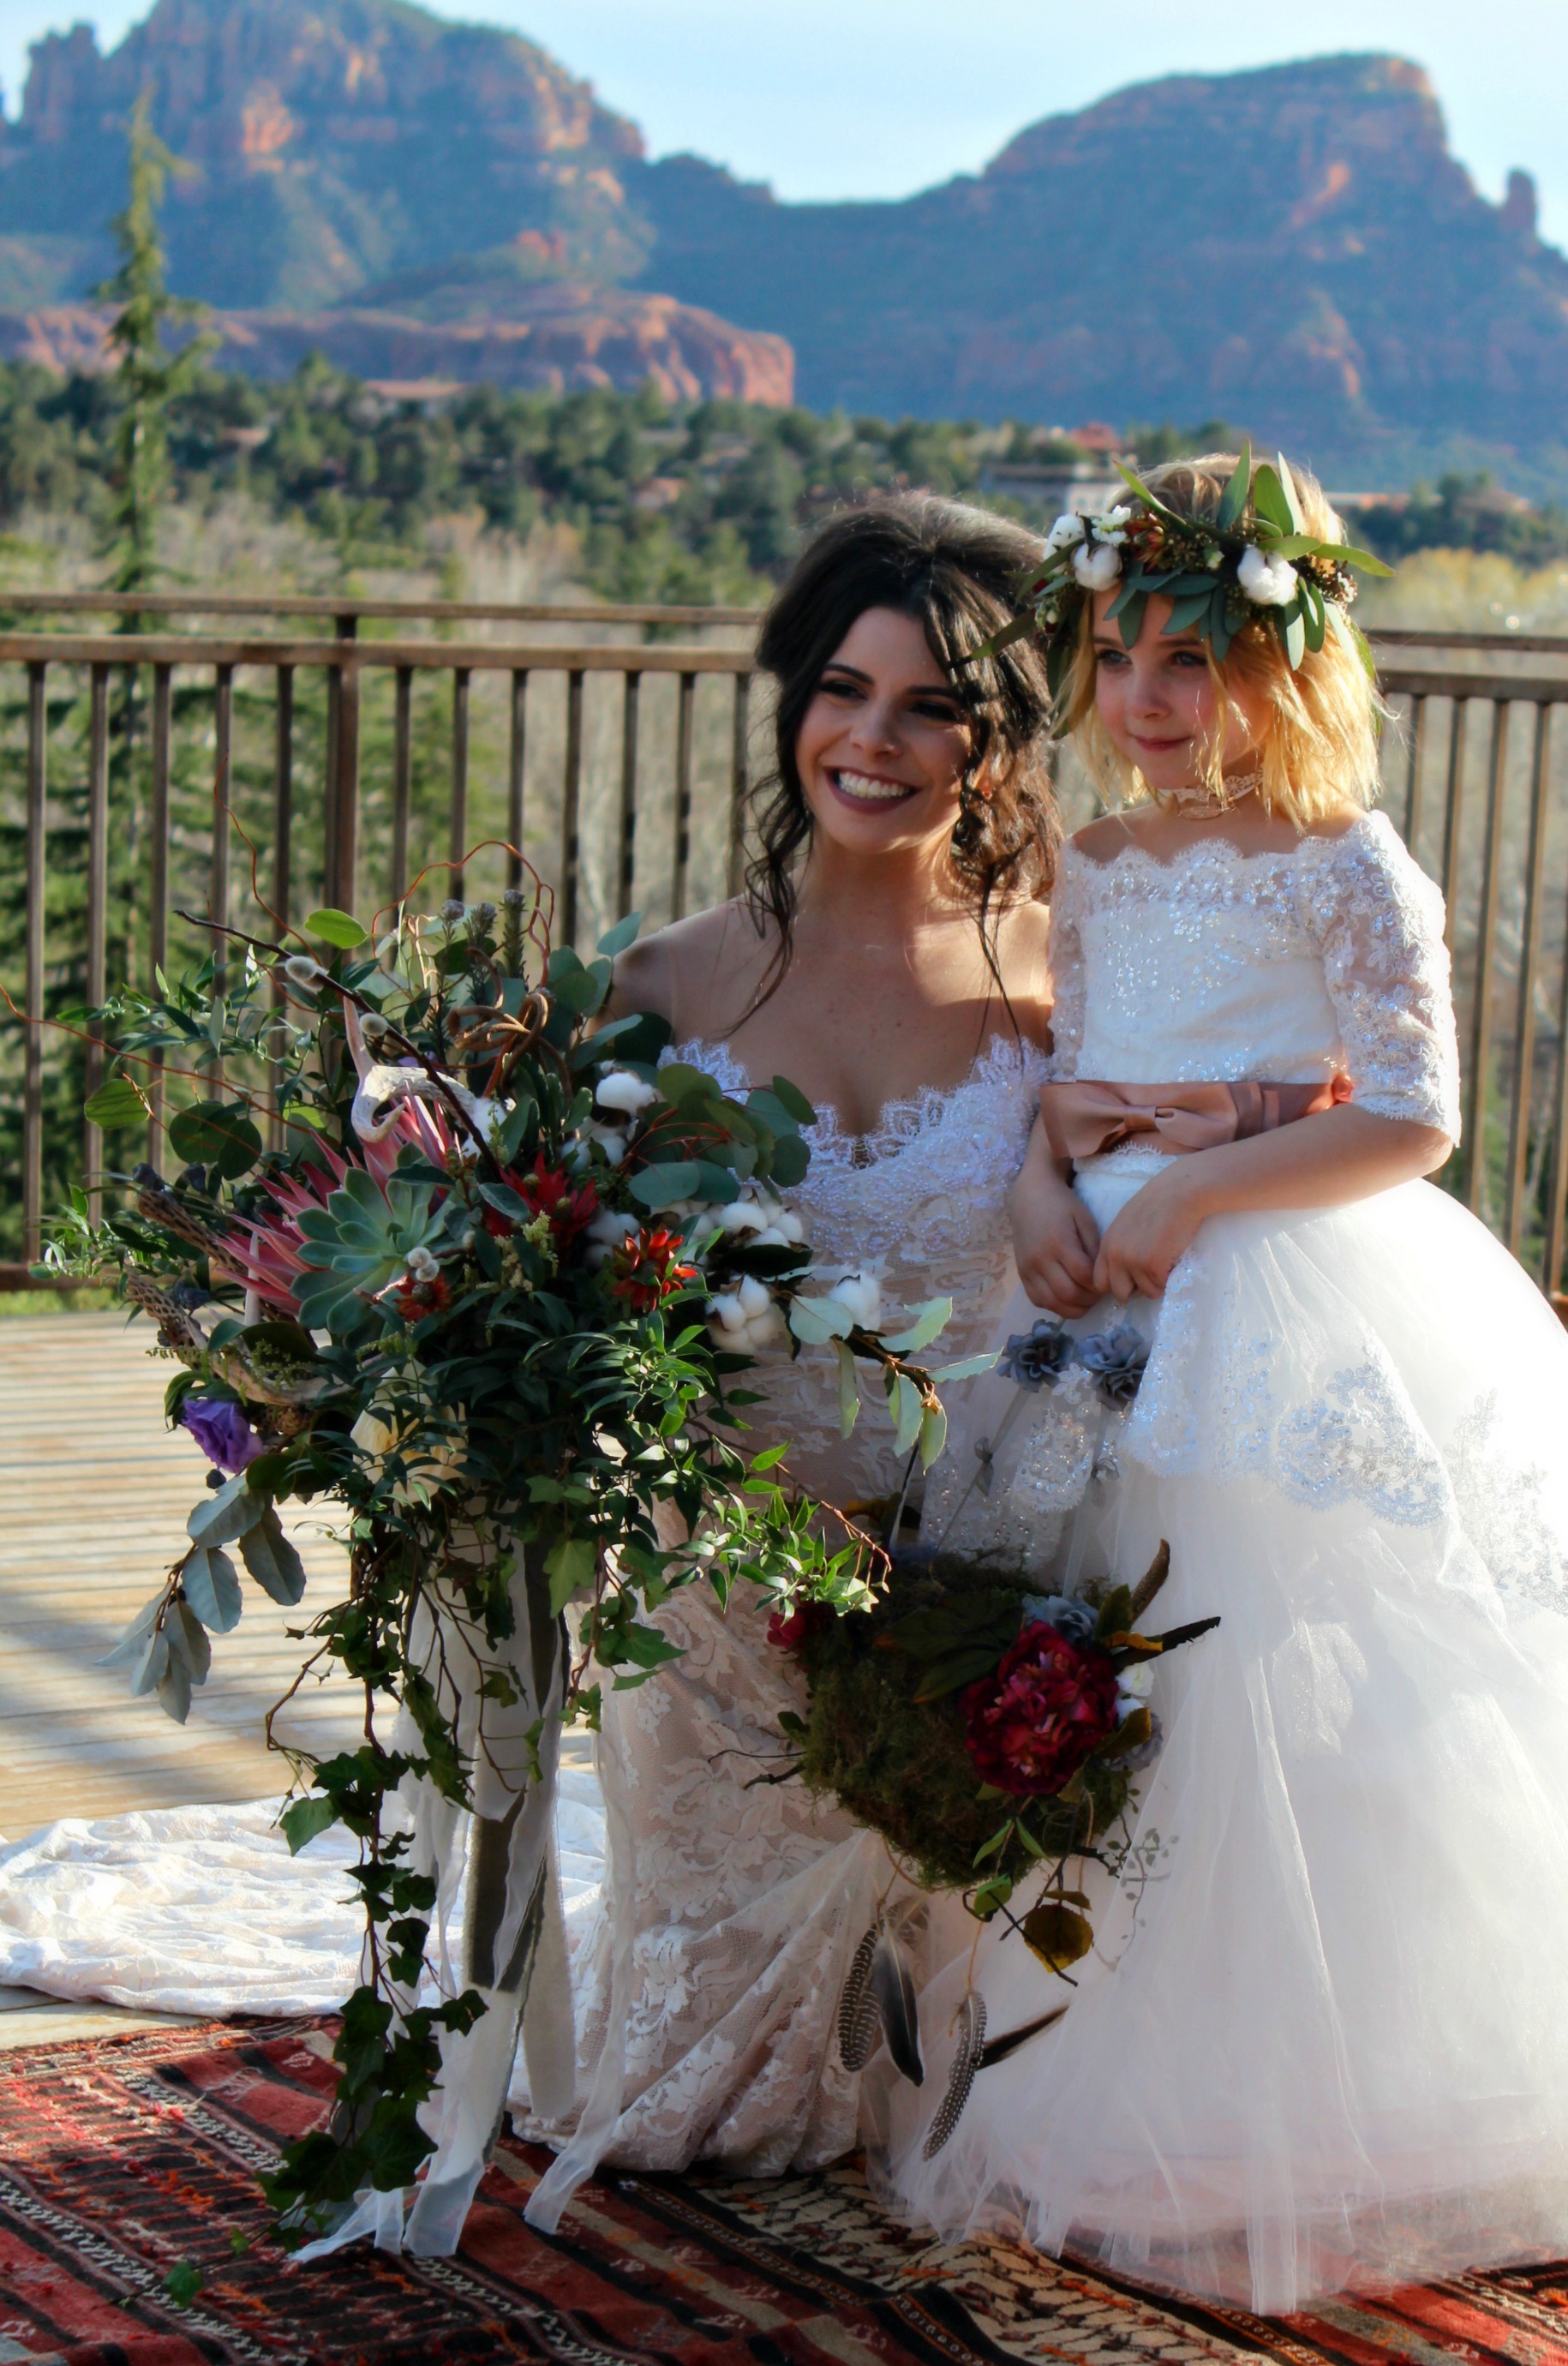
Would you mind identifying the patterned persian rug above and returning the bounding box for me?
[3,2018,1568,2366]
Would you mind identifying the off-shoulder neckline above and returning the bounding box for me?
[664,1031,1046,1165]
[1064,807,1391,878]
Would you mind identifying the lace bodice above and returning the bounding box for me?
[665,1035,1047,1500]
[1044,812,1460,1140]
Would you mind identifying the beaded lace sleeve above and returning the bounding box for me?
[1300,816,1461,1140]
[1043,862,1086,1082]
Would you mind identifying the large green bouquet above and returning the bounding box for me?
[45,878,971,2246]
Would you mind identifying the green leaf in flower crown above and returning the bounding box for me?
[595,911,643,960]
[1216,440,1253,532]
[1250,464,1294,536]
[879,1296,954,1355]
[168,1098,262,1179]
[1208,584,1236,661]
[183,1543,243,1632]
[1116,590,1146,650]
[1300,575,1328,652]
[1162,590,1217,636]
[629,1159,701,1210]
[1264,534,1391,575]
[84,1075,151,1128]
[1115,458,1187,530]
[1280,600,1307,669]
[305,908,368,949]
[1276,452,1306,532]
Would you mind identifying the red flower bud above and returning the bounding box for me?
[961,1620,1121,1796]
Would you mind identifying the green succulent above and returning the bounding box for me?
[293,1170,447,1338]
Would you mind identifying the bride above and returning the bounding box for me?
[0,494,1060,2209]
[519,492,1058,2206]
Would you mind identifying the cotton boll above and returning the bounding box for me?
[1237,543,1298,607]
[709,1293,749,1335]
[826,1269,883,1332]
[718,1199,768,1234]
[740,1303,786,1352]
[736,1275,773,1318]
[1072,541,1122,591]
[586,1121,628,1163]
[595,1069,659,1116]
[1046,512,1086,551]
[775,1209,806,1244]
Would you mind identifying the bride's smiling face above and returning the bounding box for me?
[1091,590,1271,795]
[794,606,977,856]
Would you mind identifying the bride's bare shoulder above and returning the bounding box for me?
[606,899,772,1033]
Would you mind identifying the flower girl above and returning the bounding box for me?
[889,452,1568,2312]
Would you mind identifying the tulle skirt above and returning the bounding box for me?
[884,1162,1568,2314]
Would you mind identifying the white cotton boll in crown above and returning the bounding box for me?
[1046,512,1086,552]
[1072,541,1122,591]
[595,1069,659,1116]
[1236,543,1299,607]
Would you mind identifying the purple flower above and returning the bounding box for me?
[180,1396,263,1475]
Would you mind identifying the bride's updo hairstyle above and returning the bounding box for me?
[747,494,1060,987]
[1063,452,1385,825]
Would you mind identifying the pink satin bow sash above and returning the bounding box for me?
[1038,1073,1353,1162]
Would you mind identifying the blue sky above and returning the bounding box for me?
[3,0,1565,247]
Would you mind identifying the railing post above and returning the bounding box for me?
[1463,700,1509,1216]
[147,662,172,1164]
[1401,692,1427,856]
[449,667,470,902]
[270,664,294,1152]
[1440,697,1468,953]
[391,665,412,908]
[22,662,46,1264]
[85,662,110,1228]
[210,662,233,1003]
[508,669,528,890]
[671,669,696,922]
[728,672,751,900]
[332,652,360,919]
[323,614,356,909]
[617,671,639,920]
[560,668,584,946]
[1505,704,1552,1262]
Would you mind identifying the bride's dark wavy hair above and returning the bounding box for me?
[745,494,1061,1009]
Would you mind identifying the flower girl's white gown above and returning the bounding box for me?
[893,814,1568,2312]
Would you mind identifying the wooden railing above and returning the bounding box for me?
[2,595,1566,1295]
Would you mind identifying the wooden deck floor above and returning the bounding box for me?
[0,1311,364,1841]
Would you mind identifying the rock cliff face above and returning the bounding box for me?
[1,6,1565,461]
[631,55,1568,458]
[0,0,648,306]
[0,289,793,405]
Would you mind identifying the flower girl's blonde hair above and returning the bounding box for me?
[1062,452,1385,826]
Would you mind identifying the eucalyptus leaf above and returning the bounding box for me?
[188,1472,266,1549]
[1250,464,1294,536]
[919,1399,948,1471]
[169,1598,212,1683]
[628,1159,701,1211]
[183,1544,243,1632]
[239,1508,308,1605]
[768,1074,817,1126]
[131,1624,170,1697]
[769,1131,810,1189]
[157,1652,193,1723]
[99,1590,166,1668]
[595,910,643,960]
[168,1099,262,1179]
[926,1351,1000,1383]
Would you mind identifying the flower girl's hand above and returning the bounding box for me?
[1008,1130,1102,1316]
[1092,1168,1205,1303]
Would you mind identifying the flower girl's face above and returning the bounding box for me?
[796,606,975,858]
[1090,591,1271,796]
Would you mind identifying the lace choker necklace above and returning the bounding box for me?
[1154,765,1262,818]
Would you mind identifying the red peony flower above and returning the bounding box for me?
[607,1225,697,1314]
[766,1600,834,1653]
[961,1620,1121,1797]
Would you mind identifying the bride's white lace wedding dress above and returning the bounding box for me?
[881,814,1568,2314]
[0,1033,1044,2181]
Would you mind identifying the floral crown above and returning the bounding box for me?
[989,442,1391,704]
